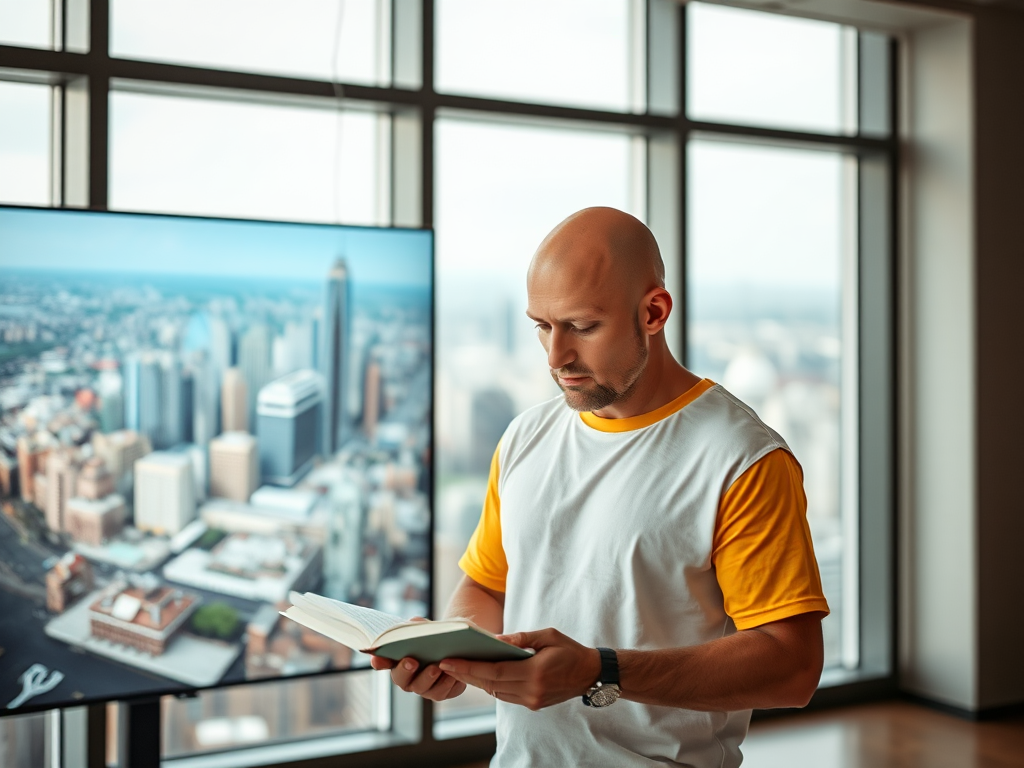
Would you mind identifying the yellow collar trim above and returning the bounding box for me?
[579,379,715,433]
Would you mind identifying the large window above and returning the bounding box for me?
[0,1,895,765]
[687,140,857,670]
[0,80,52,205]
[434,116,645,719]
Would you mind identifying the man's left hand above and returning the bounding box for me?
[438,628,601,711]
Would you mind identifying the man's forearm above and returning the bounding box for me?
[618,613,824,711]
[444,575,505,635]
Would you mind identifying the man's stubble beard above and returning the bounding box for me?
[552,318,649,413]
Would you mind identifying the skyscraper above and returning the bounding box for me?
[257,370,322,487]
[209,315,233,369]
[186,352,216,447]
[76,458,114,500]
[124,357,139,433]
[65,495,126,546]
[126,353,163,448]
[362,351,384,441]
[16,434,53,504]
[91,430,152,487]
[320,259,350,457]
[470,388,517,474]
[97,370,124,433]
[239,324,272,430]
[160,353,185,447]
[134,451,195,536]
[209,432,259,502]
[207,315,233,438]
[221,367,248,433]
[45,448,81,533]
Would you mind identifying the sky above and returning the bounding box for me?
[0,207,432,286]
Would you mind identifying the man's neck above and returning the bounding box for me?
[592,350,701,420]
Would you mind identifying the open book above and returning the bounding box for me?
[282,592,535,665]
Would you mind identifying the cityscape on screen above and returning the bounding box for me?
[0,209,433,710]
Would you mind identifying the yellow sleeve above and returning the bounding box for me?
[713,447,830,630]
[457,443,508,592]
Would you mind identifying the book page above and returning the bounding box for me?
[280,605,369,652]
[298,592,406,639]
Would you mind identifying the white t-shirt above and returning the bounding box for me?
[460,379,829,767]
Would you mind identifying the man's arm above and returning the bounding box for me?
[437,611,825,712]
[445,574,505,634]
[369,575,505,702]
[617,611,824,710]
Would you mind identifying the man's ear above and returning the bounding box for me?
[641,287,673,335]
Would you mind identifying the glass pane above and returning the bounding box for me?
[434,118,643,720]
[0,81,51,205]
[686,140,854,670]
[436,0,637,111]
[109,91,385,225]
[0,0,52,49]
[161,673,378,758]
[0,712,46,768]
[111,0,388,85]
[687,2,856,134]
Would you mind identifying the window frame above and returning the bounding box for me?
[0,1,898,765]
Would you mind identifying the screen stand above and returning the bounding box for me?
[119,699,161,768]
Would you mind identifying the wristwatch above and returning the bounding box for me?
[582,647,621,707]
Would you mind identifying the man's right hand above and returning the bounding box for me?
[369,655,467,702]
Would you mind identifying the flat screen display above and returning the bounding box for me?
[0,206,433,714]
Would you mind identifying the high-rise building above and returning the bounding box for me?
[470,388,517,473]
[209,432,258,502]
[257,370,322,487]
[142,355,162,442]
[167,443,208,504]
[239,324,273,430]
[0,453,16,497]
[45,448,81,532]
[181,370,194,444]
[186,353,216,447]
[15,434,52,503]
[126,353,163,448]
[76,457,115,500]
[91,430,152,487]
[320,259,350,457]
[362,352,384,440]
[160,353,185,448]
[209,315,233,374]
[221,367,248,433]
[97,370,125,433]
[274,320,315,378]
[124,357,139,432]
[65,494,126,546]
[134,452,195,536]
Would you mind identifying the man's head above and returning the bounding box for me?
[526,207,671,413]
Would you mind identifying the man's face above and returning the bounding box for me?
[526,265,649,413]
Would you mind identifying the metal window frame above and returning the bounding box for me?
[0,0,899,765]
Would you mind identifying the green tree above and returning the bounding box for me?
[191,602,239,640]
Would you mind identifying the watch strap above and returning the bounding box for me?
[596,647,619,686]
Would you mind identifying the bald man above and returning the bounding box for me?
[372,208,830,767]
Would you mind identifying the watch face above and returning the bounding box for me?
[588,683,621,708]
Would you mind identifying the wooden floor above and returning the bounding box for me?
[458,701,1024,768]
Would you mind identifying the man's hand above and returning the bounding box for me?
[438,628,601,711]
[369,654,467,702]
[368,616,467,702]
